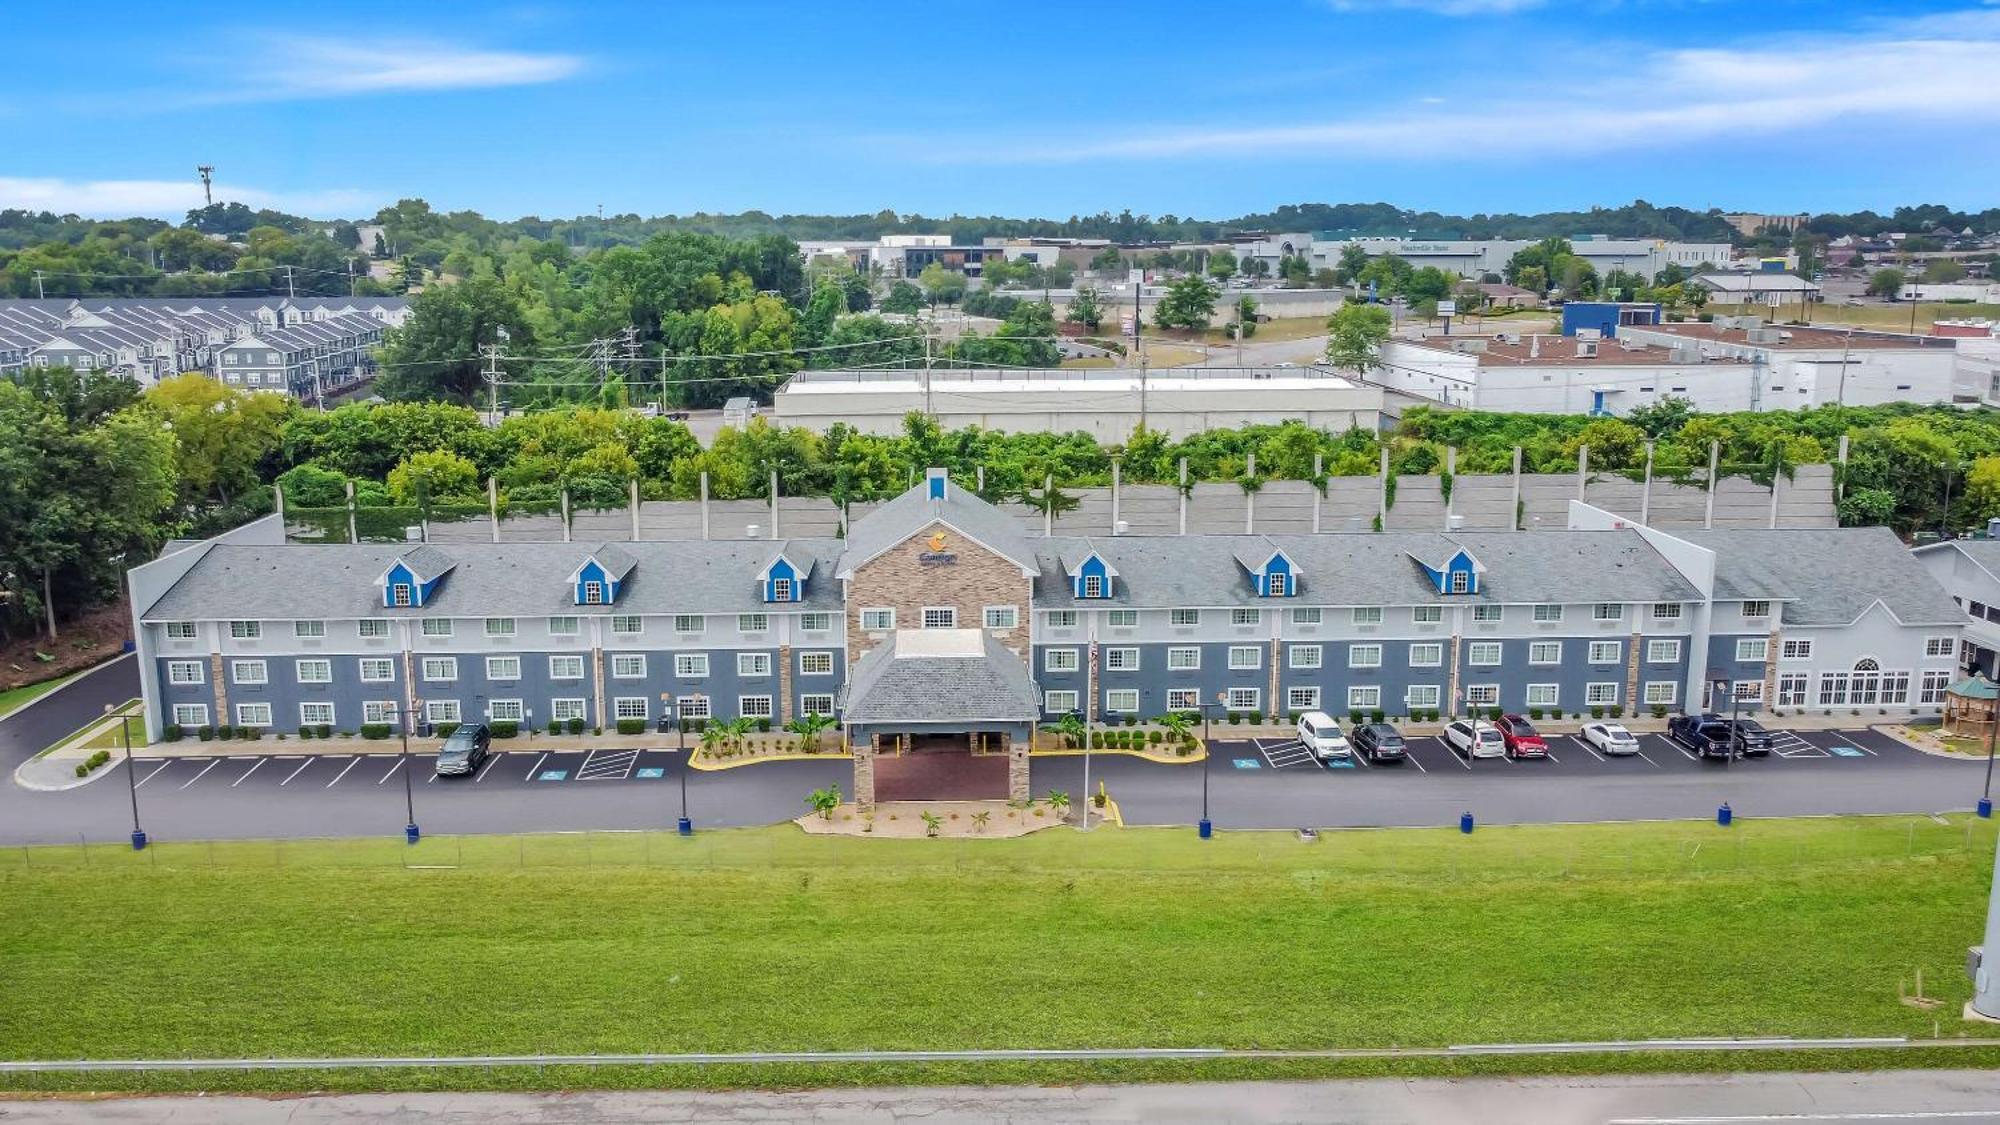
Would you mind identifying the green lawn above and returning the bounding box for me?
[0,670,82,720]
[3,816,1998,1093]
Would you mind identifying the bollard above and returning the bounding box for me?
[1199,817,1212,839]
[1460,810,1475,834]
[130,829,147,851]
[405,822,421,845]
[1717,803,1733,828]
[677,816,693,836]
[1981,798,1993,820]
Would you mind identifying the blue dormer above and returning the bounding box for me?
[1232,544,1300,598]
[760,548,811,603]
[1061,546,1119,599]
[1410,545,1484,596]
[376,546,454,609]
[925,467,949,501]
[569,544,637,606]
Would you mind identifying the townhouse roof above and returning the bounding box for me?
[840,629,1041,727]
[837,478,1037,578]
[1681,527,1962,627]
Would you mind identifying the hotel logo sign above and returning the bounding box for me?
[919,531,957,566]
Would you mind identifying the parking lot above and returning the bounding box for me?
[1223,726,1904,778]
[127,746,689,793]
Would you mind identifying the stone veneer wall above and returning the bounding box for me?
[845,520,1032,664]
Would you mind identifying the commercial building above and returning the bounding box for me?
[773,366,1382,441]
[1618,319,1957,408]
[1306,236,1731,282]
[1900,282,2000,304]
[130,471,1960,808]
[1691,272,1822,307]
[1721,213,1810,238]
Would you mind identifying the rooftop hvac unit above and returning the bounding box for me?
[1576,328,1603,341]
[1114,520,1130,536]
[1577,341,1598,358]
[1495,330,1519,344]
[1745,328,1782,344]
[745,523,761,539]
[404,526,423,542]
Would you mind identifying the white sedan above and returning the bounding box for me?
[1582,722,1641,756]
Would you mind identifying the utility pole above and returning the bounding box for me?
[283,265,296,299]
[481,341,503,421]
[197,165,214,207]
[32,270,45,299]
[922,330,934,420]
[347,259,357,297]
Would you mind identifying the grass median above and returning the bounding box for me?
[2,815,1997,1093]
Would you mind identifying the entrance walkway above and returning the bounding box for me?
[875,751,1008,802]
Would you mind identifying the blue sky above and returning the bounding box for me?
[3,0,1997,222]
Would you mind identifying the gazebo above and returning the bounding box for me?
[1942,674,1998,739]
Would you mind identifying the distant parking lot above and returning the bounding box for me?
[130,746,688,793]
[1220,727,1901,777]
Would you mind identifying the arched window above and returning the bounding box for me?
[1854,658,1880,672]
[1850,658,1882,705]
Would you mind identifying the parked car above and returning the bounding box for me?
[1581,722,1641,756]
[1730,718,1774,757]
[1296,711,1351,760]
[1495,714,1548,759]
[1444,719,1507,759]
[1349,721,1407,763]
[1667,713,1734,760]
[434,722,492,777]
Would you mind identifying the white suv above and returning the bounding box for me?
[1444,719,1506,759]
[1296,711,1351,760]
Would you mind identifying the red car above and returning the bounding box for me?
[1496,714,1548,759]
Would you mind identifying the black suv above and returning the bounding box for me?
[435,723,492,777]
[1730,719,1774,757]
[1667,713,1734,760]
[1349,722,1407,763]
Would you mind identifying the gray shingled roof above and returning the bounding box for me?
[398,545,456,583]
[585,543,637,580]
[841,631,1040,726]
[837,478,1037,578]
[141,539,845,621]
[1917,539,2000,583]
[1682,527,1961,626]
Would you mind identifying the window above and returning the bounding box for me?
[1782,638,1813,661]
[1167,688,1201,711]
[613,615,644,635]
[1412,605,1443,624]
[1593,603,1623,622]
[1045,690,1080,713]
[1352,607,1383,626]
[484,617,516,637]
[1347,643,1382,669]
[800,612,833,632]
[1742,600,1771,619]
[295,620,325,639]
[582,581,605,605]
[1105,689,1140,713]
[424,700,461,725]
[166,660,204,685]
[234,702,273,728]
[230,620,261,640]
[679,696,711,721]
[421,657,457,682]
[1348,685,1381,709]
[364,700,398,725]
[1082,575,1105,598]
[172,704,209,727]
[1286,686,1320,712]
[1467,641,1502,666]
[1226,687,1261,711]
[1168,646,1201,670]
[1778,673,1809,708]
[1268,573,1291,596]
[1465,684,1499,707]
[612,654,647,679]
[421,617,452,637]
[1926,635,1957,659]
[737,614,768,633]
[1525,683,1559,708]
[983,605,1019,630]
[1921,669,1953,705]
[800,651,834,676]
[390,584,413,608]
[485,656,521,680]
[1105,647,1140,672]
[675,653,710,678]
[1047,610,1078,629]
[1107,609,1139,628]
[1289,645,1323,670]
[1588,640,1621,665]
[358,619,390,639]
[1645,639,1681,663]
[549,655,585,680]
[292,658,331,684]
[1732,681,1764,704]
[1408,643,1444,667]
[614,697,649,721]
[1406,685,1441,710]
[1472,604,1502,623]
[739,696,774,718]
[1291,607,1321,626]
[1449,571,1470,594]
[674,614,705,634]
[1528,641,1562,665]
[921,607,957,629]
[1652,603,1684,621]
[548,698,586,722]
[1228,646,1262,670]
[231,659,268,685]
[1230,608,1260,626]
[1817,672,1850,707]
[300,701,336,726]
[1736,638,1769,662]
[1532,604,1563,623]
[770,578,792,602]
[800,693,836,716]
[1586,682,1620,706]
[164,622,198,641]
[1171,608,1201,627]
[1644,681,1678,705]
[738,652,771,677]
[548,616,579,636]
[1045,648,1080,672]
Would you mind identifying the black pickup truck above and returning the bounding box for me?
[1667,713,1735,760]
[1729,719,1774,757]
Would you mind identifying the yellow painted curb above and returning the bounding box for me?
[1099,796,1125,828]
[1031,745,1206,765]
[690,748,852,772]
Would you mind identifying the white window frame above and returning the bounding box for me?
[675,653,710,678]
[421,657,457,683]
[1291,607,1321,626]
[674,614,706,634]
[295,658,333,684]
[1412,605,1443,624]
[549,655,585,680]
[1348,643,1382,669]
[166,660,204,686]
[1466,641,1502,667]
[1285,686,1320,712]
[550,698,588,723]
[1167,688,1201,711]
[611,654,648,679]
[861,607,895,631]
[1231,608,1260,626]
[921,606,957,629]
[1525,683,1560,708]
[299,701,336,727]
[1047,610,1079,629]
[1228,645,1262,670]
[1587,640,1621,665]
[770,577,793,603]
[230,620,261,640]
[1592,603,1622,622]
[1920,669,1953,705]
[424,700,462,725]
[234,702,273,728]
[488,699,525,723]
[1104,647,1140,672]
[421,617,452,637]
[1081,574,1105,599]
[1925,635,1957,659]
[1527,641,1561,666]
[294,620,326,639]
[1652,602,1684,621]
[1045,690,1080,713]
[614,697,649,721]
[1643,681,1678,705]
[1288,644,1323,670]
[172,703,209,727]
[800,612,833,633]
[1106,609,1140,628]
[1465,683,1500,707]
[1645,639,1682,663]
[983,605,1019,630]
[357,619,390,639]
[582,581,605,605]
[1226,687,1261,711]
[165,621,197,640]
[1408,643,1444,668]
[1170,608,1201,627]
[1167,646,1201,671]
[392,584,413,607]
[1742,600,1771,619]
[1778,673,1809,708]
[484,617,516,638]
[612,615,644,635]
[1405,684,1441,711]
[799,651,834,676]
[800,693,836,716]
[548,616,580,636]
[1782,638,1813,661]
[1736,638,1769,663]
[1045,648,1080,673]
[1104,689,1140,713]
[1472,604,1503,623]
[679,695,711,721]
[1352,606,1383,626]
[737,652,772,677]
[1348,685,1381,709]
[231,659,268,685]
[738,613,768,634]
[485,655,522,681]
[1586,682,1620,706]
[1532,604,1564,623]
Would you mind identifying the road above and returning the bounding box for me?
[6,1070,1999,1123]
[2,664,1988,845]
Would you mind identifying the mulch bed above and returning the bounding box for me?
[0,601,131,692]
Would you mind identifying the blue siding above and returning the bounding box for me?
[1072,554,1112,598]
[762,557,804,603]
[381,561,436,608]
[574,559,622,606]
[1257,553,1295,597]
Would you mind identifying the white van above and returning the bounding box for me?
[1296,711,1351,760]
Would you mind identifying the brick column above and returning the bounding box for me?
[1446,634,1462,719]
[210,652,228,725]
[1005,731,1030,804]
[778,644,793,725]
[1268,637,1281,717]
[1764,624,1782,709]
[854,732,877,811]
[1625,630,1643,714]
[592,647,606,730]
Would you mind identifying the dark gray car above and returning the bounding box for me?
[435,723,492,776]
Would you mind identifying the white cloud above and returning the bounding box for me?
[1328,0,1546,13]
[0,177,378,219]
[239,36,582,99]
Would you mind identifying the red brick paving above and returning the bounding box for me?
[874,751,1008,802]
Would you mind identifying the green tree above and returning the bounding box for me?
[1324,304,1392,371]
[1922,259,1967,284]
[386,449,482,505]
[1867,268,1907,299]
[375,277,535,403]
[1207,250,1237,282]
[1066,286,1103,331]
[1232,295,1259,339]
[918,262,967,306]
[881,280,924,314]
[1154,275,1219,330]
[143,374,292,509]
[1089,246,1125,273]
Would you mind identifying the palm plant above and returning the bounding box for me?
[1046,789,1072,820]
[785,712,837,753]
[806,783,841,820]
[972,810,991,833]
[722,716,758,755]
[921,810,943,837]
[698,723,729,759]
[1156,711,1195,747]
[1042,712,1086,750]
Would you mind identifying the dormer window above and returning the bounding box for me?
[1268,573,1290,596]
[760,549,810,603]
[772,578,793,602]
[583,581,604,605]
[1450,571,1469,594]
[1411,545,1484,597]
[392,583,412,607]
[570,546,635,607]
[1082,574,1105,598]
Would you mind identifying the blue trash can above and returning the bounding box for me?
[1981,798,1993,820]
[1717,803,1733,827]
[405,822,421,844]
[1198,817,1212,839]
[677,816,693,836]
[1459,811,1475,834]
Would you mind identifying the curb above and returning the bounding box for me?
[1030,745,1206,765]
[1873,723,1992,762]
[691,749,851,772]
[14,749,126,793]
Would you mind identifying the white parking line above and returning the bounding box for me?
[377,757,404,785]
[279,758,314,785]
[578,748,641,781]
[1438,739,1474,770]
[1401,746,1428,773]
[1631,743,1662,768]
[178,759,219,789]
[523,751,549,780]
[324,756,359,788]
[135,761,172,788]
[1573,735,1607,763]
[474,753,500,783]
[229,758,267,787]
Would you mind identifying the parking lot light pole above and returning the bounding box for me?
[114,705,144,850]
[1981,695,1997,819]
[397,707,419,844]
[677,716,693,836]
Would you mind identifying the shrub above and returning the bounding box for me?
[1487,707,1502,722]
[547,719,561,735]
[1148,730,1162,744]
[197,725,214,741]
[1528,708,1543,720]
[490,720,519,739]
[242,726,262,741]
[1249,711,1263,725]
[315,723,332,739]
[360,723,391,740]
[1610,706,1624,718]
[592,727,602,736]
[615,718,646,735]
[300,726,316,740]
[162,724,183,743]
[566,717,586,735]
[1369,709,1385,725]
[1228,712,1243,725]
[1590,706,1604,720]
[75,750,112,778]
[1349,709,1363,726]
[1125,715,1138,727]
[684,717,706,733]
[756,717,771,733]
[214,724,233,740]
[434,722,460,738]
[1651,705,1669,719]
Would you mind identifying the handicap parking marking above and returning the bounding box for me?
[1232,758,1262,769]
[1770,730,1828,758]
[538,769,570,781]
[577,748,641,781]
[522,751,550,781]
[1828,743,1867,757]
[1323,757,1357,770]
[1252,737,1321,770]
[635,767,666,779]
